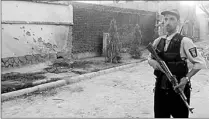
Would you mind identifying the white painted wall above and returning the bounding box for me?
[1,1,73,58]
[2,24,70,58]
[2,1,73,23]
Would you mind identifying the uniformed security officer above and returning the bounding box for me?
[148,9,207,118]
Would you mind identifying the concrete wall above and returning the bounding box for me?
[2,1,73,23]
[2,24,70,58]
[1,1,73,69]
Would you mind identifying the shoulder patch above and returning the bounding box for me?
[189,47,197,58]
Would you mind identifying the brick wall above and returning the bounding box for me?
[71,2,156,56]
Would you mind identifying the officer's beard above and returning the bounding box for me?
[166,25,177,36]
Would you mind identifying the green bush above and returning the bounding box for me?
[130,48,142,59]
[129,24,142,59]
[106,19,122,63]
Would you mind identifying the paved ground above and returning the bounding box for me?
[2,60,209,118]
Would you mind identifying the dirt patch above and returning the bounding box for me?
[1,72,46,82]
[21,88,59,101]
[1,72,47,93]
[12,85,85,102]
[70,61,94,68]
[59,86,84,93]
[43,61,94,74]
[1,51,147,94]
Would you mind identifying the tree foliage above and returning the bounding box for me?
[106,19,122,63]
[129,24,142,59]
[198,2,209,17]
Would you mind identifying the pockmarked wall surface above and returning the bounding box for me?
[1,1,73,69]
[2,24,70,58]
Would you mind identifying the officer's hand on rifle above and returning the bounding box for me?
[148,59,165,73]
[174,77,189,92]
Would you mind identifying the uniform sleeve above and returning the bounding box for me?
[182,37,207,69]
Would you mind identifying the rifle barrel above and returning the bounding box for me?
[146,43,194,114]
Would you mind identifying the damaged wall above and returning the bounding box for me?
[2,25,70,58]
[1,1,73,69]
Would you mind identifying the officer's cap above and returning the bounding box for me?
[161,9,180,20]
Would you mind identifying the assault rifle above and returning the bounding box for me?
[146,43,194,114]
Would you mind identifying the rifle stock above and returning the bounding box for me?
[146,43,194,114]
